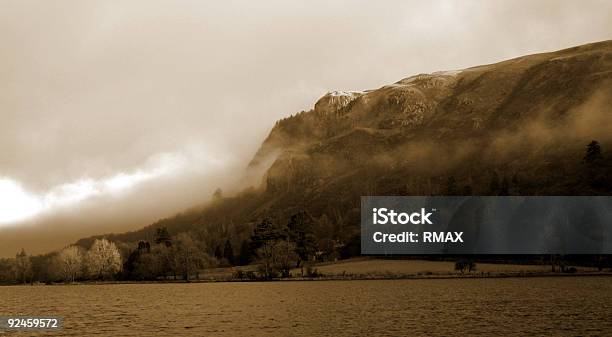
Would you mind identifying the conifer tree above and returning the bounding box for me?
[223,239,234,265]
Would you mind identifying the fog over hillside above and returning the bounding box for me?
[72,40,612,261]
[1,0,612,257]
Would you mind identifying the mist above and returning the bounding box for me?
[1,0,612,256]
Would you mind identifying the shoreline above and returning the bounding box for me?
[3,270,611,286]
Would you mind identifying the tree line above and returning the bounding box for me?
[0,239,122,284]
[0,209,356,284]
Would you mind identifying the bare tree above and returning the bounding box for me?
[251,219,279,278]
[86,239,122,280]
[287,212,316,276]
[272,240,298,278]
[58,246,84,282]
[14,249,32,284]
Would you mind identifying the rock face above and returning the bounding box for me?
[252,40,612,197]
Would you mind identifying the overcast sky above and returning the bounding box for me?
[1,0,611,256]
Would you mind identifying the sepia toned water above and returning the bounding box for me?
[1,277,611,336]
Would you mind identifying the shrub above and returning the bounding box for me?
[305,265,322,278]
[233,270,245,280]
[455,259,476,273]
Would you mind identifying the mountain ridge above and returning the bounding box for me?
[77,40,612,253]
[249,40,611,171]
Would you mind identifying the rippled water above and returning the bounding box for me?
[1,277,611,336]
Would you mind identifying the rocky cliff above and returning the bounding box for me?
[253,41,612,200]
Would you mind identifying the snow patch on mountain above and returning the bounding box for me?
[314,90,364,117]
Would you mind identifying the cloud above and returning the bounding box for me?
[0,148,228,225]
[0,179,41,224]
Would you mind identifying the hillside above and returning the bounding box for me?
[78,40,612,257]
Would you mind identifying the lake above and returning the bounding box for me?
[1,277,611,336]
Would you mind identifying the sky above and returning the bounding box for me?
[1,0,611,257]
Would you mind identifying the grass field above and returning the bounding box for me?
[296,258,553,276]
[197,257,600,281]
